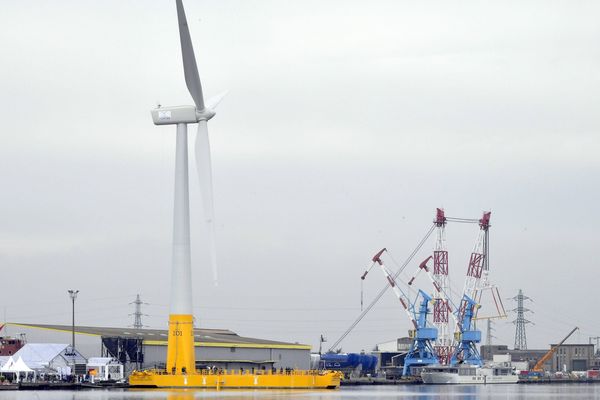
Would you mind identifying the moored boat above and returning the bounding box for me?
[421,364,518,384]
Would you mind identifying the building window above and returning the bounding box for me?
[230,347,236,353]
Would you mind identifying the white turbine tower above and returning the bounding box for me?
[152,0,221,293]
[150,0,221,376]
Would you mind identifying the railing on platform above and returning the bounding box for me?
[131,368,336,377]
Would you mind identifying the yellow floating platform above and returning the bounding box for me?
[129,369,341,389]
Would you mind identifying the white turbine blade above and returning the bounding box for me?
[195,121,218,286]
[176,0,205,111]
[205,91,229,111]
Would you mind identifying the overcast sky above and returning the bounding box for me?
[1,0,599,355]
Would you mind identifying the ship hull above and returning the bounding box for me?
[421,367,518,384]
[129,370,341,389]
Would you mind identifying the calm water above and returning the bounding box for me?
[0,385,599,400]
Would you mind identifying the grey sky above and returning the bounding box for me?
[1,0,599,354]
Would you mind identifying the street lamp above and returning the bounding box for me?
[67,290,79,349]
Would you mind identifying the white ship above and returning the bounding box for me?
[421,364,518,384]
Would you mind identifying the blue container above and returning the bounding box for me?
[322,353,356,369]
[321,353,378,371]
[360,355,378,371]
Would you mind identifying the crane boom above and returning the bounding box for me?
[532,327,579,372]
[407,256,459,326]
[408,256,439,291]
[362,249,416,328]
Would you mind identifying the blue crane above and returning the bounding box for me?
[361,249,439,375]
[451,294,482,366]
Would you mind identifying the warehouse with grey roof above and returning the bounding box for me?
[8,323,311,373]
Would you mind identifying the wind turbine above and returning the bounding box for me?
[150,0,221,375]
[129,1,344,387]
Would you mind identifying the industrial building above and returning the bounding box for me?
[552,343,595,372]
[480,343,598,373]
[9,323,311,374]
[480,345,550,370]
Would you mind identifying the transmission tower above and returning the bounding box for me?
[511,289,533,350]
[129,294,148,329]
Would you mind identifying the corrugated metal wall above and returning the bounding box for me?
[142,345,309,370]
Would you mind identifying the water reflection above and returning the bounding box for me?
[0,385,599,400]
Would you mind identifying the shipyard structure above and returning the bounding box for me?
[323,208,600,383]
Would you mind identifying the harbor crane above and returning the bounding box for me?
[451,294,482,366]
[431,208,453,365]
[361,249,438,375]
[330,208,509,370]
[405,212,496,367]
[406,209,455,364]
[406,251,459,366]
[450,212,492,366]
[532,327,579,372]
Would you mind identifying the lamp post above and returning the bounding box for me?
[68,290,79,349]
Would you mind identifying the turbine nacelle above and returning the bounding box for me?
[151,105,215,125]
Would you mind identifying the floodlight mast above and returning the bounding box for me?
[67,289,79,349]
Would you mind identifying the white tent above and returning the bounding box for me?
[0,356,34,382]
[14,357,34,373]
[12,343,86,380]
[0,356,15,372]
